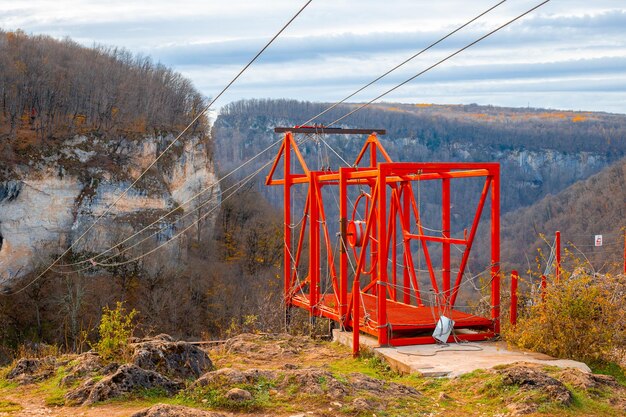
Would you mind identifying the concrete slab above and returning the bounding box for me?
[332,330,591,377]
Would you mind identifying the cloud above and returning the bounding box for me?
[0,1,625,113]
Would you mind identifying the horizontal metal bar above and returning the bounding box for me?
[275,127,386,135]
[405,233,467,245]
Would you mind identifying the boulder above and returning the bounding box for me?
[131,404,227,417]
[66,364,182,405]
[497,364,573,414]
[6,357,56,384]
[60,352,106,387]
[558,368,619,390]
[225,387,252,401]
[131,335,212,380]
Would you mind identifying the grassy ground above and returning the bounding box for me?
[0,336,624,417]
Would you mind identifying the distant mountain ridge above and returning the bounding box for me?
[500,159,625,274]
[212,98,626,269]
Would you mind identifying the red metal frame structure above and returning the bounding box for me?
[266,127,501,352]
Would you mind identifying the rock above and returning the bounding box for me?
[225,387,252,401]
[506,402,538,415]
[558,368,619,390]
[499,365,572,405]
[131,335,213,380]
[437,392,452,402]
[221,333,312,360]
[193,368,277,389]
[131,404,227,417]
[60,352,105,387]
[66,364,182,405]
[349,373,419,397]
[352,397,374,411]
[7,357,56,384]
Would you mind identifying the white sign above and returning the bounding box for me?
[595,234,603,247]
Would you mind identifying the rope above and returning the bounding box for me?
[57,137,284,268]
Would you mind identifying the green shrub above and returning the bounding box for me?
[93,302,138,362]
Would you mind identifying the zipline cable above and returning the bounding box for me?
[56,137,284,268]
[328,0,551,127]
[1,0,313,296]
[301,0,507,126]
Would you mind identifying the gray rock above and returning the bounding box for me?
[225,387,252,401]
[7,357,56,384]
[499,365,572,406]
[66,363,182,405]
[131,335,213,380]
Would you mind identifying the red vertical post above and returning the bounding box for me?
[283,134,292,318]
[402,182,411,305]
[370,143,378,288]
[555,231,561,282]
[339,168,348,326]
[391,194,397,301]
[490,168,501,334]
[541,274,547,302]
[510,270,518,327]
[352,274,360,357]
[442,178,451,306]
[309,173,319,315]
[377,167,389,346]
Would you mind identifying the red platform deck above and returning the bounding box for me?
[292,292,495,345]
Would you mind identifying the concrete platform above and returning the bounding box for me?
[332,330,591,377]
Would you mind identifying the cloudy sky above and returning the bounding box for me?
[1,0,625,114]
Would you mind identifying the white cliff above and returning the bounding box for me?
[0,134,220,284]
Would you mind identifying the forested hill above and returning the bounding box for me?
[213,99,625,271]
[0,29,207,146]
[500,159,625,274]
[213,99,626,215]
[0,30,219,282]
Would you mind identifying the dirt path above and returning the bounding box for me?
[2,385,145,417]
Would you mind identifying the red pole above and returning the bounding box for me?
[402,183,411,305]
[309,174,319,316]
[352,274,360,357]
[377,168,389,346]
[339,169,348,327]
[555,231,561,282]
[442,178,451,307]
[510,270,518,327]
[541,274,547,302]
[283,134,292,323]
[490,168,501,334]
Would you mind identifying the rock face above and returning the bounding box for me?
[0,134,220,284]
[65,364,182,405]
[131,335,213,380]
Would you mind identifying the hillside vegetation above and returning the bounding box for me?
[0,29,207,147]
[500,159,625,273]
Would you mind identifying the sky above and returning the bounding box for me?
[1,0,625,114]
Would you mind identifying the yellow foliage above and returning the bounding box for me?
[571,115,587,123]
[415,103,433,108]
[505,267,626,364]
